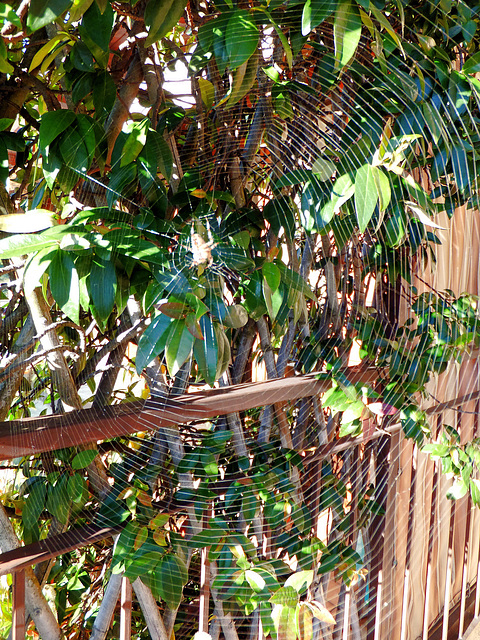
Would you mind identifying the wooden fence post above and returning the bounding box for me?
[12,569,25,640]
[120,576,132,640]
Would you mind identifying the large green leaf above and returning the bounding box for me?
[145,0,188,46]
[165,319,195,377]
[462,51,480,75]
[354,164,378,232]
[101,230,168,267]
[371,166,391,212]
[23,480,47,530]
[302,0,336,35]
[225,9,259,70]
[276,262,317,301]
[262,262,281,294]
[27,0,72,33]
[193,314,219,386]
[317,172,355,227]
[136,313,175,373]
[263,196,296,242]
[334,0,361,68]
[39,111,76,156]
[76,115,97,167]
[0,232,58,259]
[24,246,57,294]
[138,130,173,182]
[152,554,188,609]
[59,126,90,172]
[79,0,114,53]
[121,118,150,167]
[88,254,117,327]
[106,164,137,209]
[49,249,80,324]
[93,70,117,118]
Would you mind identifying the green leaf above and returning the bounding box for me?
[88,254,117,327]
[0,40,13,74]
[136,313,175,373]
[334,0,361,68]
[23,481,47,529]
[71,449,99,469]
[165,319,195,377]
[27,0,72,33]
[462,51,480,75]
[318,172,355,225]
[68,474,88,505]
[93,70,117,117]
[0,3,22,28]
[262,262,281,293]
[188,529,226,548]
[39,111,76,156]
[121,118,150,167]
[446,478,469,501]
[106,164,137,209]
[312,156,336,181]
[59,126,90,173]
[277,262,317,301]
[76,115,97,167]
[285,570,314,593]
[102,230,168,266]
[371,166,391,212]
[138,130,173,182]
[450,145,469,191]
[222,304,248,329]
[46,475,70,524]
[354,164,378,232]
[80,1,114,53]
[0,232,58,259]
[302,0,336,35]
[152,554,188,609]
[262,196,296,242]
[245,570,266,593]
[270,585,299,607]
[145,0,187,46]
[225,9,259,70]
[470,478,480,506]
[194,315,219,386]
[49,249,80,324]
[24,247,57,295]
[199,449,219,476]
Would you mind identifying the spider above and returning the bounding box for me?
[190,231,217,267]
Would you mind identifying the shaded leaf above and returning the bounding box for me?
[225,9,259,70]
[302,0,336,35]
[27,0,72,33]
[136,313,174,373]
[39,111,76,155]
[48,250,80,323]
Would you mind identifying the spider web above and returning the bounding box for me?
[1,2,480,639]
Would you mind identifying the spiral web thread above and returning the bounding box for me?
[1,1,480,638]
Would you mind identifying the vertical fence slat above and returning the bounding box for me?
[120,576,132,640]
[12,569,25,640]
[400,445,418,640]
[199,546,210,633]
[423,414,442,640]
[442,504,456,640]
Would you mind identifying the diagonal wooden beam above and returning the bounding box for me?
[0,368,379,462]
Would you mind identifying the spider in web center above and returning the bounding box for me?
[190,231,218,267]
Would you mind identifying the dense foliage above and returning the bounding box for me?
[1,0,480,637]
